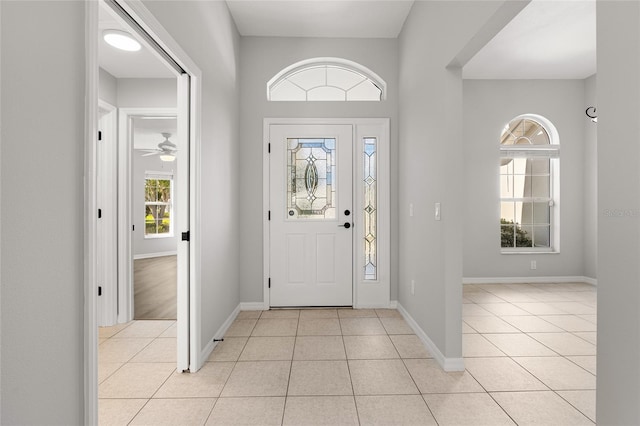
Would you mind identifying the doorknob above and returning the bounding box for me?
[339,222,351,229]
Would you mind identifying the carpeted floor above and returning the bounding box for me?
[134,255,177,320]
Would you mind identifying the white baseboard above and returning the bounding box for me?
[396,302,464,372]
[198,304,241,368]
[389,300,398,309]
[133,251,177,260]
[354,303,395,309]
[462,276,597,286]
[240,302,268,311]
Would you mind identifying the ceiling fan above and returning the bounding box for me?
[141,132,177,162]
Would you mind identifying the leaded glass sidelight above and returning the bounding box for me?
[287,138,336,219]
[364,137,377,280]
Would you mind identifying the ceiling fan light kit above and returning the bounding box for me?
[140,132,177,161]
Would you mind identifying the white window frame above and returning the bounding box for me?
[267,57,387,102]
[499,114,560,254]
[144,171,174,239]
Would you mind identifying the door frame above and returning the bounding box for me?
[263,118,391,309]
[117,107,178,325]
[97,100,118,326]
[85,1,203,424]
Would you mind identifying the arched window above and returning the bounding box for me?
[500,114,560,252]
[267,58,386,101]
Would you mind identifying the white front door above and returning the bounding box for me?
[269,124,353,307]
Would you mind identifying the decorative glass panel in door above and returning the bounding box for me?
[287,138,336,219]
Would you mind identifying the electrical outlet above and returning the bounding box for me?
[411,279,415,295]
[530,260,537,270]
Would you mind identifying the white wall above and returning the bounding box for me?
[117,78,176,108]
[99,67,118,106]
[1,1,85,423]
[596,2,640,423]
[133,152,179,257]
[142,0,241,352]
[238,36,400,304]
[398,0,518,363]
[462,79,586,279]
[583,74,597,280]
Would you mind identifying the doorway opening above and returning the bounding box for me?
[127,112,179,321]
[87,0,203,423]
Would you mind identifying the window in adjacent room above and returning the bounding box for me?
[500,115,559,252]
[145,172,173,238]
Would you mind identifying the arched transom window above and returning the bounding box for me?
[500,114,560,252]
[267,58,386,101]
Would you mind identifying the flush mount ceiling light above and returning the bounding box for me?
[103,29,141,52]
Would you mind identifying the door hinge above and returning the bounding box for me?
[268,210,271,221]
[98,208,102,219]
[98,131,102,141]
[181,231,190,241]
[268,277,271,289]
[98,286,102,296]
[268,143,271,153]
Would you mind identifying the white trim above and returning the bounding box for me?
[263,118,390,310]
[241,302,269,311]
[389,300,398,309]
[84,2,99,423]
[134,251,178,260]
[97,99,118,327]
[262,120,271,309]
[396,303,464,372]
[462,276,597,285]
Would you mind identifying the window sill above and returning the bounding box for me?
[501,250,559,255]
[144,234,174,240]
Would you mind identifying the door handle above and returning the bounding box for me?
[339,222,351,229]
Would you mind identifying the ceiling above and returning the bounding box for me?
[98,0,596,81]
[132,117,178,150]
[226,0,414,38]
[99,1,175,78]
[463,0,596,79]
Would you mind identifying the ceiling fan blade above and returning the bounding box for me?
[141,151,159,157]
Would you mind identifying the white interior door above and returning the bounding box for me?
[269,124,353,307]
[176,74,190,371]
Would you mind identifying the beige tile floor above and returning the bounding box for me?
[99,282,596,425]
